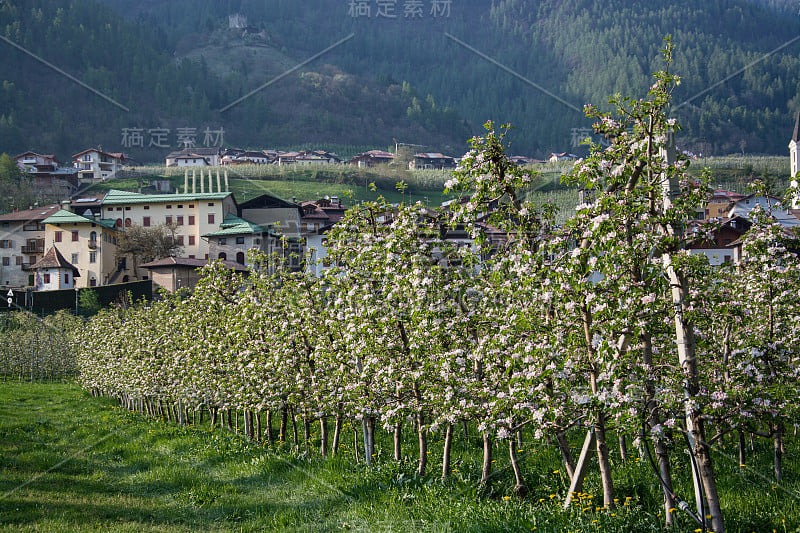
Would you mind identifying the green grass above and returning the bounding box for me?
[1,383,798,532]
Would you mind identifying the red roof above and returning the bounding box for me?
[31,246,79,274]
[0,204,61,222]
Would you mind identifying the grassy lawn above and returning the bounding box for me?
[0,382,797,532]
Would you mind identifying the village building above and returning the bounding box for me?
[203,214,278,266]
[349,150,395,167]
[140,256,248,293]
[165,147,221,167]
[300,197,346,234]
[408,153,456,170]
[0,204,61,288]
[41,209,124,287]
[13,152,80,199]
[30,246,79,291]
[99,189,237,261]
[688,216,751,266]
[72,148,127,181]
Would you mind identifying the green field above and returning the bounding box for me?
[0,382,797,532]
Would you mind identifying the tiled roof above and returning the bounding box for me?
[0,204,61,222]
[101,189,232,205]
[43,210,117,229]
[140,256,248,272]
[203,214,270,237]
[31,246,79,274]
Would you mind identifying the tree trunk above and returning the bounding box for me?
[417,412,427,476]
[332,411,342,454]
[353,425,360,464]
[303,412,311,452]
[210,406,217,427]
[394,421,403,462]
[442,423,453,480]
[279,406,288,442]
[555,431,576,481]
[320,415,328,457]
[654,438,675,527]
[255,411,262,443]
[290,406,299,449]
[738,430,746,466]
[266,410,274,444]
[462,419,469,440]
[774,424,784,482]
[246,410,255,441]
[692,414,725,533]
[509,439,528,498]
[481,434,492,484]
[618,433,628,462]
[595,414,615,509]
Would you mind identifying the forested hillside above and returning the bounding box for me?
[3,0,800,160]
[100,0,800,156]
[0,0,469,162]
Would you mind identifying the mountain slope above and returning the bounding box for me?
[99,0,800,156]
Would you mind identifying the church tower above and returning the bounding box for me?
[790,108,800,178]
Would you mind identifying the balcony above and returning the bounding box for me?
[88,240,98,249]
[21,244,44,254]
[21,263,36,271]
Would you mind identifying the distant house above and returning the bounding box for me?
[688,216,751,266]
[165,147,221,167]
[300,197,347,234]
[726,194,800,228]
[508,155,545,165]
[220,150,271,165]
[702,189,745,220]
[548,152,578,162]
[0,204,61,288]
[238,193,303,238]
[31,246,79,291]
[14,152,80,198]
[203,214,278,266]
[408,153,455,170]
[294,150,342,165]
[141,256,248,293]
[72,148,127,181]
[349,150,395,168]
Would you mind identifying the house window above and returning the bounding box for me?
[125,219,132,227]
[218,252,227,260]
[43,273,50,284]
[15,256,23,265]
[208,213,215,224]
[188,216,195,225]
[177,205,183,208]
[236,236,245,244]
[204,254,209,259]
[71,231,79,242]
[1,257,9,266]
[236,251,245,264]
[116,207,122,211]
[177,216,184,225]
[55,231,63,243]
[0,240,10,248]
[176,236,184,245]
[143,216,151,227]
[189,204,194,208]
[71,253,79,264]
[23,222,45,231]
[90,278,97,287]
[125,207,131,211]
[189,254,195,259]
[219,238,227,245]
[188,236,195,245]
[208,202,214,207]
[165,216,172,225]
[144,205,150,210]
[89,251,97,263]
[115,219,122,228]
[64,273,70,285]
